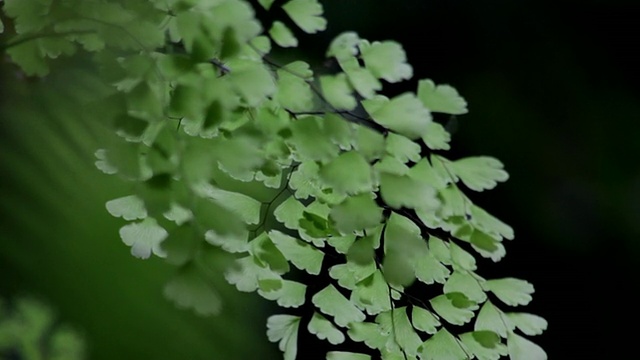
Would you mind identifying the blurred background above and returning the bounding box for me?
[2,0,639,358]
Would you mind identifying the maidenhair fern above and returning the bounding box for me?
[0,297,85,360]
[0,0,548,358]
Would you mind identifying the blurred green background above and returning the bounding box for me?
[2,0,639,358]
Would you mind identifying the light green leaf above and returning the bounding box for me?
[249,232,290,274]
[417,79,468,115]
[363,93,431,139]
[418,328,468,360]
[385,133,421,163]
[289,161,321,200]
[444,271,487,303]
[163,203,193,225]
[347,235,376,265]
[327,32,360,60]
[259,280,307,308]
[282,0,327,34]
[437,186,469,218]
[282,60,314,79]
[205,229,250,253]
[408,157,449,190]
[352,124,385,161]
[274,195,306,230]
[422,121,451,150]
[269,230,324,275]
[330,193,383,234]
[163,265,221,315]
[470,205,514,240]
[485,278,534,306]
[0,18,4,33]
[319,151,373,195]
[312,284,366,327]
[374,156,410,176]
[308,312,345,345]
[269,21,298,47]
[276,70,314,111]
[267,315,301,360]
[258,0,276,10]
[327,352,371,360]
[347,321,386,350]
[351,271,391,315]
[382,213,426,286]
[289,116,339,162]
[430,293,478,326]
[327,234,357,254]
[473,242,506,263]
[360,40,412,83]
[506,313,548,336]
[469,230,501,258]
[411,306,441,335]
[475,301,509,338]
[341,57,382,99]
[507,332,547,360]
[414,251,450,285]
[428,236,452,265]
[377,307,422,357]
[449,157,509,192]
[459,331,508,360]
[192,182,261,225]
[324,113,355,150]
[119,218,168,259]
[320,73,357,110]
[106,195,147,220]
[379,172,439,211]
[449,241,477,271]
[225,256,282,292]
[227,59,275,106]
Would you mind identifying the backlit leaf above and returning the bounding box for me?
[351,271,391,315]
[312,284,366,327]
[459,331,508,360]
[417,79,468,115]
[507,332,547,360]
[269,21,298,47]
[327,352,371,360]
[360,40,412,83]
[106,195,147,221]
[269,230,324,275]
[475,301,509,338]
[363,93,431,140]
[448,156,509,192]
[430,293,477,326]
[119,218,168,259]
[444,271,487,303]
[320,73,357,110]
[282,0,327,34]
[319,151,373,195]
[506,313,548,336]
[411,306,441,335]
[485,278,534,306]
[259,280,307,308]
[419,328,467,360]
[267,315,301,360]
[308,312,345,345]
[329,193,383,234]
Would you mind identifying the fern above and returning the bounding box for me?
[0,0,547,359]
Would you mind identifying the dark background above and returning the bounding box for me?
[2,0,640,358]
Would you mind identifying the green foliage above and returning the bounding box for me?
[0,297,85,360]
[0,0,547,358]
